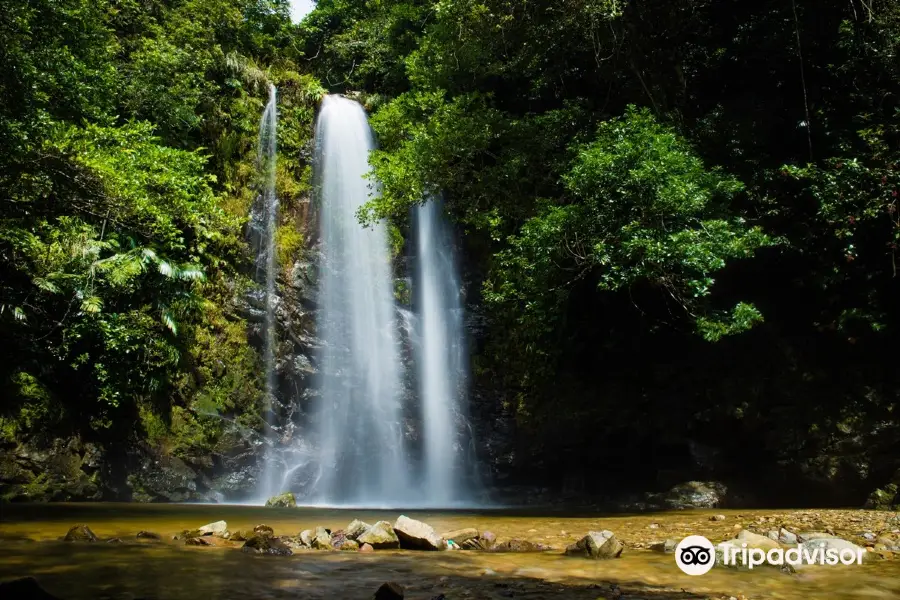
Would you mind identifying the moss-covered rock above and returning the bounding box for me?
[64,525,98,542]
[864,484,898,510]
[264,491,296,508]
[357,521,400,550]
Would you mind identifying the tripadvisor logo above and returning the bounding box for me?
[675,536,716,575]
[674,535,865,575]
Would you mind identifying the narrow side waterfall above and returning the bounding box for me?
[413,198,470,504]
[250,84,279,499]
[313,95,410,505]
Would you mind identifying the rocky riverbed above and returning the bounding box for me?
[1,504,899,599]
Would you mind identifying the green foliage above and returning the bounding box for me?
[0,0,320,463]
[303,0,900,490]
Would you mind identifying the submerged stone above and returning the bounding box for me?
[373,582,404,600]
[136,530,161,540]
[491,539,550,553]
[185,537,211,546]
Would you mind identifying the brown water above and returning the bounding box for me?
[1,504,898,599]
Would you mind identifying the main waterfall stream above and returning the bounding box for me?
[256,94,477,507]
[312,95,410,505]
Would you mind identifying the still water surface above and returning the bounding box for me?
[1,504,898,599]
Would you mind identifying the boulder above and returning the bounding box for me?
[312,526,333,550]
[564,531,623,559]
[373,582,404,600]
[265,492,297,508]
[709,514,726,521]
[359,543,374,553]
[299,529,313,546]
[346,519,372,540]
[357,521,400,550]
[662,481,727,509]
[254,524,275,537]
[733,529,780,551]
[136,531,161,540]
[0,577,61,600]
[864,484,898,511]
[441,528,479,544]
[649,539,677,553]
[491,539,550,552]
[393,515,444,551]
[339,539,360,551]
[241,534,293,556]
[198,520,228,536]
[63,525,98,542]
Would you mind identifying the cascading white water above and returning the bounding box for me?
[250,84,279,499]
[312,95,410,505]
[413,197,469,504]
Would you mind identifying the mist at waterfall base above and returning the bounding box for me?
[252,94,480,508]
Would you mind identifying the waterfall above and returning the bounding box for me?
[413,197,470,504]
[312,95,410,505]
[249,84,279,499]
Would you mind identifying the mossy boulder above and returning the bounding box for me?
[64,525,98,542]
[357,521,400,550]
[265,492,296,508]
[346,519,372,540]
[864,484,898,510]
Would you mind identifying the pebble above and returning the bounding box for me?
[710,514,726,521]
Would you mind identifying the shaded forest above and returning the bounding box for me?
[2,0,899,507]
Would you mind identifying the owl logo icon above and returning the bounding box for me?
[675,535,716,575]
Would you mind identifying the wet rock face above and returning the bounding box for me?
[127,454,216,503]
[0,438,103,502]
[657,481,727,509]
